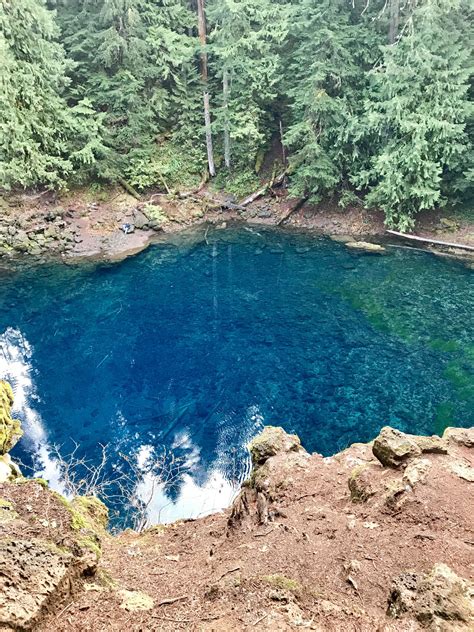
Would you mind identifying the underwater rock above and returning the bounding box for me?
[248,426,302,466]
[0,381,22,455]
[345,241,386,253]
[388,563,474,629]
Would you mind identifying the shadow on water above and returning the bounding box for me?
[0,227,472,527]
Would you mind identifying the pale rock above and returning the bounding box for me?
[373,427,422,467]
[119,589,154,611]
[443,427,474,448]
[403,458,432,488]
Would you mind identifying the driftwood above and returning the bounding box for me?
[276,196,309,226]
[148,170,287,216]
[386,230,474,252]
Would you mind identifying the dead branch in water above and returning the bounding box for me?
[386,230,474,252]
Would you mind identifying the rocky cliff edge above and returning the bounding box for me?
[0,383,473,631]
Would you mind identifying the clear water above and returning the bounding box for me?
[1,227,472,527]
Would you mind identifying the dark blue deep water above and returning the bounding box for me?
[1,227,473,527]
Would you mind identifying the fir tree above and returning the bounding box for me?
[354,0,473,230]
[0,0,103,189]
[56,0,202,187]
[284,0,383,202]
[207,0,288,172]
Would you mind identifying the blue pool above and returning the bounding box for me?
[1,227,472,527]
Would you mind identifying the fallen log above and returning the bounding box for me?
[178,172,209,198]
[386,230,474,252]
[118,177,141,200]
[276,196,309,226]
[239,171,286,207]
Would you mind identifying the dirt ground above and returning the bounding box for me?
[27,427,474,632]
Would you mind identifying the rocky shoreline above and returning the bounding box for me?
[1,380,473,630]
[1,188,473,266]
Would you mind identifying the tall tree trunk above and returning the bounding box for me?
[223,68,231,169]
[279,119,286,169]
[197,0,215,177]
[388,0,400,44]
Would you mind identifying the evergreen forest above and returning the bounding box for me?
[0,0,472,230]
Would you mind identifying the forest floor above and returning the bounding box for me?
[2,425,471,631]
[1,184,473,264]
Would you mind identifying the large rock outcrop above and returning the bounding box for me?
[388,563,474,630]
[1,396,473,631]
[0,383,109,631]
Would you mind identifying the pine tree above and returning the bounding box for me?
[354,0,473,230]
[0,0,103,189]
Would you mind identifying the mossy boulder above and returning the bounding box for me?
[373,427,422,467]
[373,427,449,468]
[348,463,380,502]
[71,495,109,530]
[0,381,22,455]
[249,426,301,466]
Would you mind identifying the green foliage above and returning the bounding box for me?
[0,0,105,189]
[207,0,288,169]
[284,0,383,200]
[1,0,472,228]
[212,168,260,198]
[353,0,473,230]
[55,0,202,183]
[128,141,203,191]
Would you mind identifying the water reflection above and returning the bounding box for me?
[1,327,252,527]
[0,327,64,490]
[0,228,472,528]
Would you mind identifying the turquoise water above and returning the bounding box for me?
[1,227,472,527]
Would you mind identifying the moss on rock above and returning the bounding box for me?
[249,426,301,466]
[262,574,302,594]
[0,381,22,455]
[71,495,109,530]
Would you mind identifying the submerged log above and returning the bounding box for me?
[386,230,474,252]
